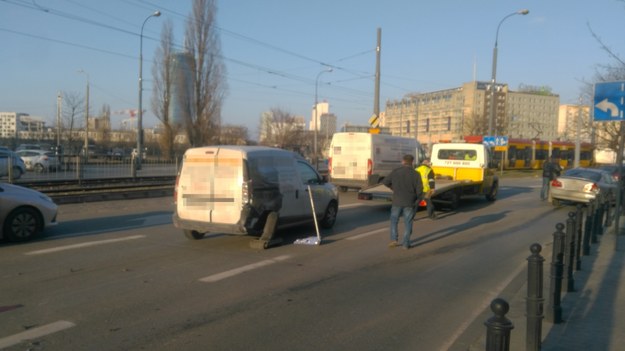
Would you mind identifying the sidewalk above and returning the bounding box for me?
[466,223,625,350]
[540,226,625,351]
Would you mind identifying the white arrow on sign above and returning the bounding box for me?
[595,98,620,117]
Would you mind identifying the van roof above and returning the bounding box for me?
[184,145,299,157]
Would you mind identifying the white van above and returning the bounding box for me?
[173,146,339,248]
[328,132,426,191]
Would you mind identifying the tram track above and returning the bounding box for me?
[14,176,176,204]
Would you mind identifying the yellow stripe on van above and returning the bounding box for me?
[433,166,484,182]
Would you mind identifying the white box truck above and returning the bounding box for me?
[328,132,425,192]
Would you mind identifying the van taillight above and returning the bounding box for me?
[367,159,372,176]
[328,157,332,174]
[243,180,251,204]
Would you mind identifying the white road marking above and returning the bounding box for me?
[25,235,146,255]
[346,228,387,240]
[199,255,291,283]
[0,320,75,349]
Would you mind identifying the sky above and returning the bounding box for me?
[2,0,624,141]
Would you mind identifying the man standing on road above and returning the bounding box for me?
[541,156,562,201]
[383,154,423,249]
[416,159,436,219]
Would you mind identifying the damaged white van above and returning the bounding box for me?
[173,146,339,248]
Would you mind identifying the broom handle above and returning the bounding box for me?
[307,184,321,241]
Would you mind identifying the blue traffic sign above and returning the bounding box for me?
[594,81,625,121]
[483,135,508,147]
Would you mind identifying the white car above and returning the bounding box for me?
[16,149,60,172]
[0,183,58,242]
[0,150,26,179]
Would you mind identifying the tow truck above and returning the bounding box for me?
[357,142,499,209]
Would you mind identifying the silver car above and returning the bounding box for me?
[550,167,619,207]
[0,150,26,180]
[0,183,58,242]
[16,149,60,172]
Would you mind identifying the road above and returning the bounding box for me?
[0,176,573,350]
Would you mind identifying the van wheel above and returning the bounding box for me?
[320,201,338,228]
[184,230,205,240]
[485,183,498,201]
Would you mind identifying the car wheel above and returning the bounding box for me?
[319,201,338,228]
[11,166,23,180]
[3,207,42,242]
[34,163,45,173]
[184,229,205,240]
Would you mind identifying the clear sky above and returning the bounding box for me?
[1,0,624,141]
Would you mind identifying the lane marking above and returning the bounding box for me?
[346,228,387,240]
[199,255,291,283]
[0,320,75,349]
[25,235,146,256]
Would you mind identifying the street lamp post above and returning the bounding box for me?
[78,69,90,160]
[488,9,529,137]
[314,67,332,170]
[135,10,161,177]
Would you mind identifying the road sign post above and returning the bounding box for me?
[594,81,625,247]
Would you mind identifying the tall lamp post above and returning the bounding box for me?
[135,10,161,176]
[78,69,90,160]
[488,9,529,137]
[313,67,333,170]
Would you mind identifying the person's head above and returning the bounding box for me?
[402,154,414,166]
[422,159,431,166]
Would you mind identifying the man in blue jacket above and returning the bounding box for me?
[383,154,423,249]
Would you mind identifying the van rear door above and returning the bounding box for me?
[176,147,245,226]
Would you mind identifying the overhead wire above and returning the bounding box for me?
[2,0,407,113]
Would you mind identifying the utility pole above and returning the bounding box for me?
[373,27,381,121]
[56,91,62,148]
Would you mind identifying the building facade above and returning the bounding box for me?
[558,104,591,143]
[383,81,560,145]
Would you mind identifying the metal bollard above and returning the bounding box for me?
[563,213,576,292]
[583,202,593,255]
[526,243,544,351]
[485,298,514,351]
[546,223,565,324]
[591,199,601,243]
[575,204,584,270]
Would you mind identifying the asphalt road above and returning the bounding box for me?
[0,176,575,351]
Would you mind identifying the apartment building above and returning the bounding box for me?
[383,81,560,145]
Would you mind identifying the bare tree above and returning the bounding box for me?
[62,91,84,153]
[151,19,179,159]
[220,125,250,145]
[259,108,306,149]
[181,0,227,147]
[585,20,625,149]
